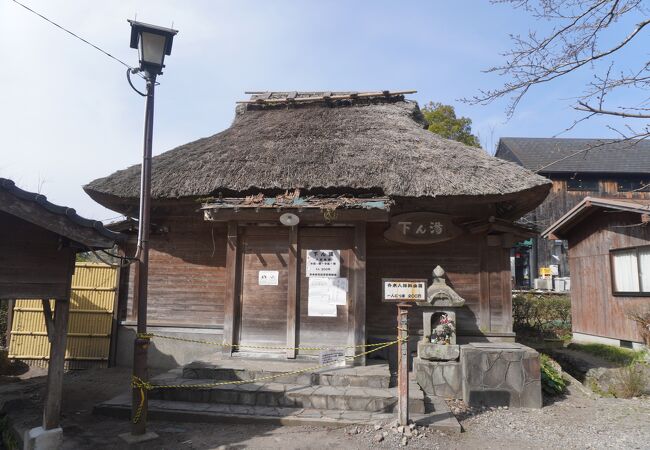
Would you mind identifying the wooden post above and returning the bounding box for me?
[397,302,411,426]
[286,226,299,359]
[42,298,70,430]
[5,299,15,348]
[348,223,367,364]
[222,221,239,355]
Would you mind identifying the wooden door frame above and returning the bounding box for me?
[221,222,367,362]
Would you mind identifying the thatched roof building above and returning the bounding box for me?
[85,92,550,217]
[91,91,553,375]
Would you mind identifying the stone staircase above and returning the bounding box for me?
[95,357,459,430]
[150,358,423,415]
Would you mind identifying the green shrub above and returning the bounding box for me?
[613,364,648,398]
[567,343,645,365]
[540,353,566,395]
[513,293,571,338]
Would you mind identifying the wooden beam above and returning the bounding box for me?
[108,264,122,367]
[479,245,491,333]
[42,298,70,430]
[42,299,55,343]
[286,226,299,359]
[348,223,367,365]
[5,299,14,349]
[222,222,239,355]
[204,208,389,223]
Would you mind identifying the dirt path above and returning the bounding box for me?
[1,367,649,449]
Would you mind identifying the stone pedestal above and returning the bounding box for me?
[460,343,542,408]
[414,358,462,398]
[417,342,460,361]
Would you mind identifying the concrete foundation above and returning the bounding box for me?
[23,427,63,450]
[115,325,224,369]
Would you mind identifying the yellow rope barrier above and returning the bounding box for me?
[131,338,402,424]
[136,332,398,351]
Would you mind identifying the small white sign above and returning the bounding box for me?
[258,270,279,286]
[307,249,341,278]
[319,349,346,366]
[383,280,427,302]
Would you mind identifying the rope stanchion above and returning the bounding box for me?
[129,337,404,424]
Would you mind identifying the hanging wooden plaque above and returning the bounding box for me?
[383,212,463,244]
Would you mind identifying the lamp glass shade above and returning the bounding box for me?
[139,31,167,69]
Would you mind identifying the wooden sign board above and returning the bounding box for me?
[383,212,462,245]
[382,278,428,303]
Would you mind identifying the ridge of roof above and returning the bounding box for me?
[237,90,417,105]
[0,178,122,245]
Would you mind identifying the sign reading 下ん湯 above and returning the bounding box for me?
[382,278,428,303]
[383,212,463,244]
[306,249,341,278]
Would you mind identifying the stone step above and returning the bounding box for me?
[148,376,424,414]
[182,360,391,388]
[94,394,460,432]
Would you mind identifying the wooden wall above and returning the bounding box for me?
[366,224,512,339]
[122,215,227,327]
[568,211,650,342]
[118,218,513,346]
[0,211,75,300]
[530,178,650,274]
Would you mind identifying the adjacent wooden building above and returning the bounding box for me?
[496,137,650,287]
[0,178,121,435]
[544,197,650,348]
[85,92,551,367]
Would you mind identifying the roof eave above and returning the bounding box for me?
[542,196,650,239]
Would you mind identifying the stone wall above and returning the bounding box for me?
[461,343,541,408]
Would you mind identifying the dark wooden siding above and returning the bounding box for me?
[568,211,650,342]
[123,215,227,327]
[366,224,511,338]
[0,211,74,300]
[119,219,513,345]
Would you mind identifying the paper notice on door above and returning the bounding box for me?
[308,278,338,317]
[331,277,348,305]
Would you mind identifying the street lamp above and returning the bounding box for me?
[128,20,177,77]
[127,20,177,440]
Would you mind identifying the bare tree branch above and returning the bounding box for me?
[466,0,650,139]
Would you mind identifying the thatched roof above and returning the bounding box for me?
[85,92,550,214]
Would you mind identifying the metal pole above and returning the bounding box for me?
[132,72,156,436]
[397,302,411,426]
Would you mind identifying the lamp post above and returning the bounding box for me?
[127,19,177,438]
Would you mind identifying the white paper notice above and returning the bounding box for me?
[308,278,338,317]
[258,270,279,286]
[331,277,348,305]
[306,250,341,278]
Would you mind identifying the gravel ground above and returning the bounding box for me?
[1,367,649,449]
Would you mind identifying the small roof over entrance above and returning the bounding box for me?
[542,196,650,239]
[1,178,122,250]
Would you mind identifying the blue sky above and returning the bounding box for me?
[1,0,646,219]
